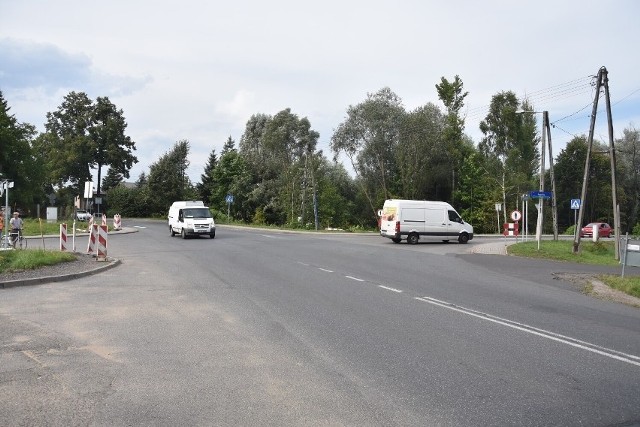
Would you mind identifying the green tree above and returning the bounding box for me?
[397,103,446,200]
[616,126,640,232]
[41,92,137,196]
[146,140,195,215]
[197,148,218,204]
[101,167,123,192]
[210,138,252,221]
[42,91,94,191]
[0,91,44,213]
[479,92,539,222]
[554,136,611,231]
[436,75,469,202]
[89,96,138,194]
[331,87,405,218]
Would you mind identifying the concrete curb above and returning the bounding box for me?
[0,258,121,289]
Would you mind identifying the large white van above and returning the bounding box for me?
[168,201,216,239]
[379,199,473,244]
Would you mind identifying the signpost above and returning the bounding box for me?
[495,203,502,234]
[571,198,581,238]
[529,190,553,250]
[225,194,234,220]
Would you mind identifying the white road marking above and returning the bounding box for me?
[345,276,365,282]
[133,226,146,229]
[260,234,281,238]
[318,268,334,273]
[297,261,310,266]
[415,296,640,367]
[378,285,403,293]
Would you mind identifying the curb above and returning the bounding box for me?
[0,258,121,289]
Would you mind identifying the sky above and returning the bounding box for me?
[1,0,639,185]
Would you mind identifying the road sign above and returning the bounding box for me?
[511,210,522,221]
[529,190,552,200]
[570,199,581,210]
[225,194,234,204]
[495,203,502,211]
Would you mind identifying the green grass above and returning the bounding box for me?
[598,275,640,298]
[508,239,640,301]
[0,249,76,273]
[507,240,620,266]
[13,218,103,237]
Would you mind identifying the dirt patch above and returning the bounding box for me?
[554,272,640,308]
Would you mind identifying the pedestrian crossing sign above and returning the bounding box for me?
[570,199,581,210]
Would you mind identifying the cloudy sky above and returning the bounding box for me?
[1,0,639,184]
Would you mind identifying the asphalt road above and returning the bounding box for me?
[1,220,639,426]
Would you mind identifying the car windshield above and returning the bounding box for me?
[183,208,212,219]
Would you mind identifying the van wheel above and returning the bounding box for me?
[210,231,215,239]
[391,237,401,244]
[170,226,175,237]
[458,233,469,244]
[407,233,419,245]
[181,228,187,239]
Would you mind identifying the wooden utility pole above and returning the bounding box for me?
[544,111,559,240]
[604,69,621,260]
[573,68,603,254]
[573,66,619,258]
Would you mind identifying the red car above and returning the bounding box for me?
[580,222,612,238]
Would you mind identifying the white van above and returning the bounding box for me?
[379,199,473,244]
[168,201,216,239]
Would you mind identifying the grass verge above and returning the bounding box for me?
[509,240,640,301]
[0,249,76,273]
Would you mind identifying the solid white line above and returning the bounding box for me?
[318,268,334,273]
[345,275,365,282]
[378,285,403,293]
[414,296,640,367]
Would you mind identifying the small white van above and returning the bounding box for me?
[379,199,473,244]
[168,201,216,239]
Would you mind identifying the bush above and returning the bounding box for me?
[564,224,576,235]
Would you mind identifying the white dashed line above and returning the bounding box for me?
[318,268,334,273]
[345,275,365,282]
[378,285,403,293]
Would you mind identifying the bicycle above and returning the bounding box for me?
[9,229,27,249]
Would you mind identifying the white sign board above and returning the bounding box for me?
[46,207,58,223]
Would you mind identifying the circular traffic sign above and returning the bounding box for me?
[511,210,522,221]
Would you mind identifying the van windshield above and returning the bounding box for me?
[183,208,212,219]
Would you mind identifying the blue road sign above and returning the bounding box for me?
[225,194,234,204]
[570,199,581,210]
[529,190,552,200]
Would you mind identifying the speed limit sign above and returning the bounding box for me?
[511,210,522,221]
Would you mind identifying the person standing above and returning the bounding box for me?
[9,211,23,245]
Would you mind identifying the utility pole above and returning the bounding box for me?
[573,66,618,258]
[604,69,621,260]
[573,68,603,254]
[535,110,546,246]
[544,111,559,240]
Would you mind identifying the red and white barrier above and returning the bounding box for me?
[60,223,68,251]
[97,225,108,261]
[101,214,107,226]
[88,214,94,229]
[87,224,97,254]
[113,214,122,231]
